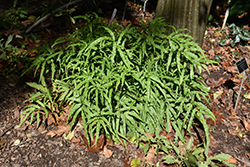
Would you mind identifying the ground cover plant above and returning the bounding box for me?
[19,13,232,166]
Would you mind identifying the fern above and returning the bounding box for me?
[21,13,216,152]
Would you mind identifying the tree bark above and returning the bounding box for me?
[156,0,213,46]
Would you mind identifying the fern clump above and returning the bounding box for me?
[20,13,215,155]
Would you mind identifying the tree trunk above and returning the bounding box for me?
[156,0,213,46]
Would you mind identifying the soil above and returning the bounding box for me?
[1,0,250,167]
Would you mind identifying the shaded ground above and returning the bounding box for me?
[1,0,250,166]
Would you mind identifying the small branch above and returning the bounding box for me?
[109,8,117,26]
[142,0,148,20]
[25,0,84,34]
[222,7,230,29]
[122,0,127,21]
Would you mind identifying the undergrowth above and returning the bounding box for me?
[20,13,232,166]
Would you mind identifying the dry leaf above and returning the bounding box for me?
[121,19,132,27]
[214,31,223,37]
[0,138,6,149]
[226,156,237,164]
[228,128,237,136]
[70,136,81,144]
[46,131,56,138]
[222,63,238,74]
[243,93,250,99]
[123,152,131,167]
[145,147,155,164]
[114,144,126,151]
[246,152,250,158]
[227,104,239,119]
[63,105,71,114]
[85,146,99,153]
[81,133,105,153]
[242,119,250,132]
[213,91,224,99]
[229,126,247,138]
[14,139,20,146]
[14,108,20,119]
[47,113,59,125]
[63,130,74,140]
[46,125,71,138]
[230,120,241,127]
[100,145,113,158]
[207,105,225,125]
[242,106,250,112]
[206,78,227,88]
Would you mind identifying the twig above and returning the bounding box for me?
[25,0,84,34]
[222,7,230,29]
[142,0,148,20]
[122,0,128,21]
[109,8,117,26]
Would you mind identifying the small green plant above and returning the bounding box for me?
[230,0,250,18]
[162,137,233,167]
[21,13,215,155]
[220,23,250,47]
[0,7,28,30]
[0,35,20,60]
[0,35,31,74]
[139,129,233,166]
[138,128,173,156]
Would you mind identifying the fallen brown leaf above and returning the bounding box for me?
[70,136,81,144]
[80,133,105,153]
[100,145,113,158]
[145,147,155,164]
[213,91,224,99]
[242,105,250,112]
[222,62,238,74]
[123,152,131,167]
[226,156,237,164]
[214,31,223,37]
[246,152,250,158]
[207,107,225,126]
[121,19,132,27]
[47,113,59,125]
[227,104,240,119]
[0,138,6,149]
[242,119,250,132]
[206,78,227,88]
[230,120,241,127]
[46,125,71,138]
[14,107,20,119]
[228,128,237,136]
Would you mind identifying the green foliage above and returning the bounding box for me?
[139,128,173,156]
[139,130,233,166]
[220,23,250,47]
[131,158,141,167]
[0,35,19,60]
[230,0,250,17]
[162,137,233,167]
[0,34,30,74]
[0,7,28,30]
[21,13,215,153]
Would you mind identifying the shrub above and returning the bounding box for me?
[20,13,215,154]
